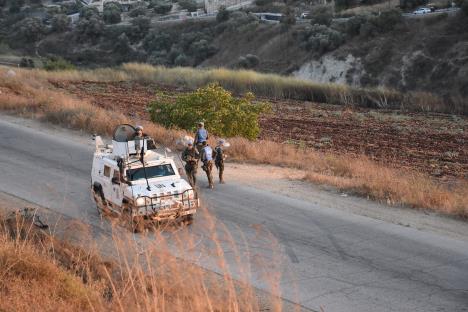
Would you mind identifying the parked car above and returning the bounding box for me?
[413,7,431,14]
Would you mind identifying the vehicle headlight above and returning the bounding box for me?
[187,190,195,199]
[135,197,146,206]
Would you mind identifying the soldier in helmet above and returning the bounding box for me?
[200,141,216,189]
[194,122,209,155]
[181,140,199,187]
[133,125,145,154]
[214,139,227,184]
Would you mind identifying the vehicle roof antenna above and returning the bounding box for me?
[139,146,151,191]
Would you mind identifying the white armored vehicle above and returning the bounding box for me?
[91,124,199,231]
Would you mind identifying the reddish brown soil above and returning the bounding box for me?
[52,80,467,179]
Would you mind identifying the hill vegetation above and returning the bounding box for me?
[1,0,468,111]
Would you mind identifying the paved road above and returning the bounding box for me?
[1,115,468,312]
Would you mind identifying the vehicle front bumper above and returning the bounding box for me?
[132,199,199,220]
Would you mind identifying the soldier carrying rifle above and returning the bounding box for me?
[181,140,199,187]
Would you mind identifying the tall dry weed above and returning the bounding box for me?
[0,206,286,312]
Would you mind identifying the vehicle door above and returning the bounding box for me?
[101,164,112,201]
[110,169,124,208]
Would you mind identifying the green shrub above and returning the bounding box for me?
[19,57,34,68]
[79,6,99,19]
[296,24,345,54]
[13,17,45,42]
[149,84,270,139]
[76,16,104,40]
[129,6,146,17]
[359,9,401,38]
[216,6,230,22]
[43,57,75,71]
[103,2,122,24]
[51,14,70,32]
[178,0,197,12]
[309,5,333,26]
[151,0,172,14]
[237,54,260,69]
[462,0,468,15]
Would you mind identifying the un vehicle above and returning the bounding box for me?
[91,124,199,232]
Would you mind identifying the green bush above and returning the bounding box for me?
[103,2,122,24]
[149,84,270,139]
[13,17,45,42]
[296,24,345,54]
[79,6,99,19]
[216,6,230,22]
[309,5,333,26]
[43,57,75,71]
[462,0,468,15]
[51,14,70,32]
[237,54,260,69]
[359,9,401,38]
[129,6,146,17]
[151,0,172,14]
[178,0,197,12]
[76,16,104,40]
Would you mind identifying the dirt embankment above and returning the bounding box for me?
[51,80,467,179]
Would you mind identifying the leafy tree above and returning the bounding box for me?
[76,16,104,40]
[14,17,45,42]
[178,0,197,12]
[238,54,259,69]
[462,0,468,15]
[281,6,296,30]
[103,2,122,24]
[149,84,270,139]
[79,6,99,19]
[151,0,172,14]
[9,0,24,13]
[174,53,189,66]
[143,30,174,52]
[310,5,333,26]
[51,14,70,32]
[131,16,150,35]
[115,33,131,55]
[129,6,146,17]
[19,57,34,68]
[216,6,230,22]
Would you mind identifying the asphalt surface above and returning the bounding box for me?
[1,115,468,312]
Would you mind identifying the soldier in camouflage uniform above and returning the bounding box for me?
[214,140,227,184]
[181,141,199,187]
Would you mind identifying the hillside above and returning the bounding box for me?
[1,1,468,112]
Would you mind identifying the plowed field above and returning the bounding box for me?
[52,80,467,179]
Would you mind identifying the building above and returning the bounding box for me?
[204,0,253,14]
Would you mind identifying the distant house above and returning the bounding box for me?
[204,0,253,14]
[68,12,80,24]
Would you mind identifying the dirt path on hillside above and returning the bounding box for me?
[50,80,467,179]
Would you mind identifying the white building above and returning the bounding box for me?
[204,0,253,14]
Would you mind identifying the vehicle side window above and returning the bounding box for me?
[104,165,111,178]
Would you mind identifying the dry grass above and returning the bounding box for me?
[27,63,459,114]
[0,206,284,312]
[0,67,467,217]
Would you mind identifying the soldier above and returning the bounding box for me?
[214,139,227,184]
[200,141,216,189]
[181,140,199,187]
[194,122,209,154]
[133,125,145,154]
